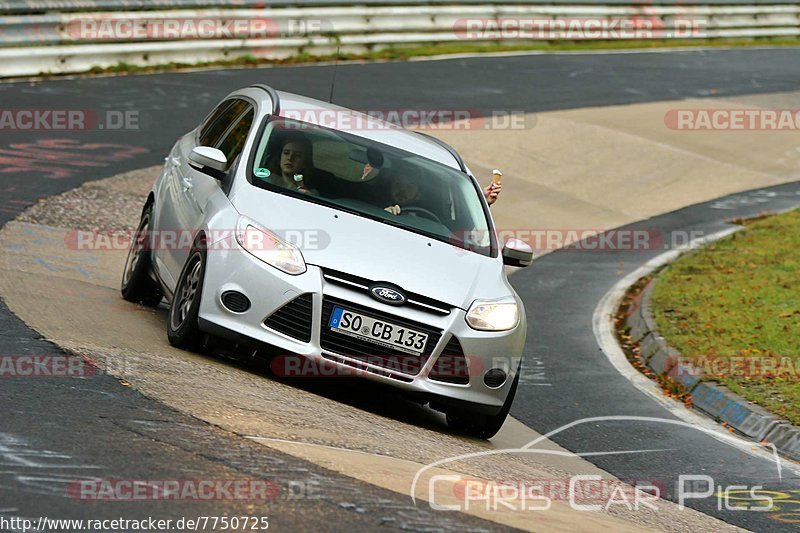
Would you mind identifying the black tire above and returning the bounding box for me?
[121,204,163,307]
[167,247,206,351]
[446,370,520,440]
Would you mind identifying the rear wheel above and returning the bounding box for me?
[167,248,206,351]
[121,205,162,307]
[446,370,520,440]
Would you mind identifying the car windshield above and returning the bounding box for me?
[248,117,494,257]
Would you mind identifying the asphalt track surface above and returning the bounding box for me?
[2,48,800,530]
[513,182,800,531]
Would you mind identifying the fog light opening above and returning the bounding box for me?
[221,291,251,313]
[484,368,507,389]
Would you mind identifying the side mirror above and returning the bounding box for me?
[502,238,533,267]
[189,146,227,179]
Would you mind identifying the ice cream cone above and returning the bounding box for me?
[492,169,503,185]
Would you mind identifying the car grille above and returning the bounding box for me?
[428,335,470,385]
[263,294,313,342]
[321,268,453,315]
[428,336,469,385]
[320,296,442,376]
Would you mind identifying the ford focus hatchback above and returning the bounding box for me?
[121,85,532,438]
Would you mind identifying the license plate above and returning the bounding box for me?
[329,306,429,356]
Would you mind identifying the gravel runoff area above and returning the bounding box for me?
[1,165,744,532]
[17,166,158,232]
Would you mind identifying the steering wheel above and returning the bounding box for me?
[401,206,442,224]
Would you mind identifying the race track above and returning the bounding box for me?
[2,48,800,531]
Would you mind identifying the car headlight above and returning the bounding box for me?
[465,297,519,331]
[235,216,306,275]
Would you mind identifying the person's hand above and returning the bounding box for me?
[484,182,502,206]
[384,204,401,215]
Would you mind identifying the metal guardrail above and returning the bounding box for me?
[0,4,798,77]
[4,0,800,11]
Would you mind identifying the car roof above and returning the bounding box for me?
[266,90,465,171]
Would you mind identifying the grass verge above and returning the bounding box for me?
[650,209,800,425]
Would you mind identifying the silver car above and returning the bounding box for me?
[121,85,532,439]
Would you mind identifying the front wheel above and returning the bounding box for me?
[167,248,206,351]
[121,205,162,307]
[446,370,520,440]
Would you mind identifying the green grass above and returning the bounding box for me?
[651,209,800,425]
[78,37,800,77]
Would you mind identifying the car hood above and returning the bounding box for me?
[232,189,502,310]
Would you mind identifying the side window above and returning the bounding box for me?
[198,99,249,147]
[217,108,255,171]
[198,101,232,144]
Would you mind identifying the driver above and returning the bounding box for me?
[384,172,422,216]
[383,167,502,216]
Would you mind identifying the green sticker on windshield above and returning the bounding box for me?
[254,167,271,179]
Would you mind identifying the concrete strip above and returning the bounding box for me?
[764,425,800,462]
[637,333,667,365]
[247,437,651,533]
[646,343,680,377]
[692,383,786,442]
[667,362,702,393]
[626,285,651,344]
[628,281,702,391]
[638,283,661,343]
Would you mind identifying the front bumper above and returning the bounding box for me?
[197,247,526,413]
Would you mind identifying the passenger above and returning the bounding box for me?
[259,134,315,194]
[484,181,501,206]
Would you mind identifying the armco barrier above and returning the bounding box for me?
[0,3,798,77]
[3,0,800,10]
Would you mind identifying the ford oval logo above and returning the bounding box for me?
[370,285,406,305]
